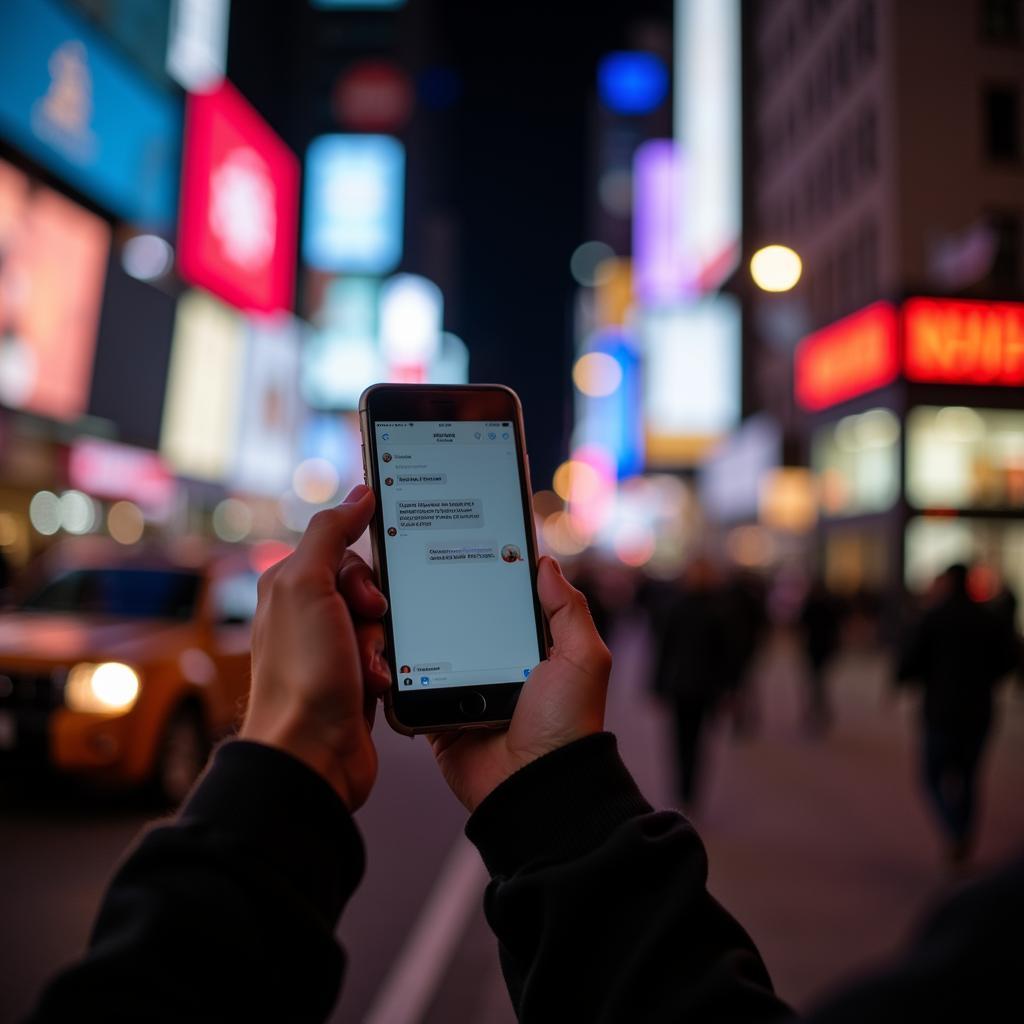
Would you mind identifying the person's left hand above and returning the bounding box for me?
[241,485,390,810]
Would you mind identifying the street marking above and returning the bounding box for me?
[362,835,488,1024]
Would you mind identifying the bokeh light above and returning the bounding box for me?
[212,498,253,542]
[573,351,623,397]
[59,490,96,535]
[293,458,341,505]
[570,241,615,287]
[29,491,61,536]
[107,501,145,545]
[750,244,802,292]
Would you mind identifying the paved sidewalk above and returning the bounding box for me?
[426,619,1024,1020]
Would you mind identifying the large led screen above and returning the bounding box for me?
[160,290,244,481]
[179,81,300,313]
[0,158,110,421]
[641,295,740,466]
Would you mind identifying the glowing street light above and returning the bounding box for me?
[750,244,802,292]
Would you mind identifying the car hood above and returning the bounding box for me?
[0,612,195,668]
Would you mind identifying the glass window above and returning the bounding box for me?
[813,408,901,517]
[984,86,1020,161]
[907,406,1024,510]
[22,569,202,620]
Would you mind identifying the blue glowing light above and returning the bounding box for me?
[598,52,669,116]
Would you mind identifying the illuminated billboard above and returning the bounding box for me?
[641,295,740,466]
[233,315,303,496]
[674,0,741,291]
[302,134,405,274]
[0,158,110,422]
[0,0,181,227]
[178,81,300,313]
[160,290,244,482]
[795,303,900,411]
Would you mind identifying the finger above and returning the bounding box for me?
[337,550,388,619]
[290,485,375,577]
[356,620,391,699]
[535,556,610,674]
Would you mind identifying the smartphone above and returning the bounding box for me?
[359,384,547,735]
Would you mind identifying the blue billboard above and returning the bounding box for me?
[302,134,405,274]
[0,0,182,227]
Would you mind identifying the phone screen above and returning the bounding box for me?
[375,419,541,692]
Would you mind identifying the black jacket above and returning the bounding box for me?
[27,736,1024,1022]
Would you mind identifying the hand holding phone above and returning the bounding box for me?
[429,555,612,812]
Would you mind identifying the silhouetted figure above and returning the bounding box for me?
[798,580,843,736]
[720,570,768,737]
[652,558,728,807]
[898,564,1017,866]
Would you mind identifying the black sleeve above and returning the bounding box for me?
[466,733,794,1024]
[27,741,364,1024]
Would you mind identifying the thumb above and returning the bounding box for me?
[536,557,609,674]
[292,485,375,575]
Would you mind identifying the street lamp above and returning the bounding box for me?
[750,244,802,292]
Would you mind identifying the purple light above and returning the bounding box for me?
[632,139,696,304]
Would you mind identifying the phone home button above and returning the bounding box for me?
[459,691,487,719]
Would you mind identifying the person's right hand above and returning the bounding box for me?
[430,556,612,812]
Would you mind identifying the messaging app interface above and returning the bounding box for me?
[376,420,541,692]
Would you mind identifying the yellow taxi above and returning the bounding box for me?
[0,539,260,802]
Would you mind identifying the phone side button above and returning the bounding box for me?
[458,691,487,719]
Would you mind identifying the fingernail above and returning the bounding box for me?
[344,484,371,505]
[548,557,563,577]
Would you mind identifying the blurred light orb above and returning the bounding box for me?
[122,234,174,281]
[750,245,802,292]
[293,458,340,505]
[60,490,96,535]
[573,352,623,397]
[598,52,669,115]
[598,168,633,217]
[0,511,17,547]
[212,498,253,543]
[570,241,615,287]
[542,511,588,557]
[613,523,656,567]
[552,460,604,504]
[532,489,563,519]
[108,501,145,545]
[29,491,61,536]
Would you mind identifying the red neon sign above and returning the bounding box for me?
[904,298,1024,386]
[178,82,299,313]
[794,302,899,411]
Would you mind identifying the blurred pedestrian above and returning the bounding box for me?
[898,563,1018,866]
[798,579,843,736]
[651,557,729,807]
[720,569,769,738]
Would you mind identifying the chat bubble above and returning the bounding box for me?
[396,473,447,485]
[397,499,483,530]
[426,542,497,563]
[413,662,452,673]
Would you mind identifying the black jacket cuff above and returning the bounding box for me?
[180,739,365,922]
[466,732,652,877]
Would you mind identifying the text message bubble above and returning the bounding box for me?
[395,473,447,485]
[397,499,483,530]
[413,662,451,673]
[426,543,497,563]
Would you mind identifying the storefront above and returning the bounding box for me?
[795,297,1024,623]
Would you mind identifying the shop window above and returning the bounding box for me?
[813,408,900,517]
[981,0,1021,43]
[907,406,1024,510]
[984,86,1020,161]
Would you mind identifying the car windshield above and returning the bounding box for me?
[20,568,202,621]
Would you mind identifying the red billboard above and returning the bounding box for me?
[178,81,299,313]
[794,302,900,412]
[904,297,1024,387]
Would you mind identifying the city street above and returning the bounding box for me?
[3,621,1023,1022]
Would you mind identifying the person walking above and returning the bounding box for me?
[898,563,1017,866]
[798,579,843,736]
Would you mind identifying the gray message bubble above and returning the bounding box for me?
[413,662,451,673]
[396,473,447,485]
[425,542,497,563]
[397,498,483,530]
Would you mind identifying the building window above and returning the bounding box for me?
[989,212,1022,289]
[985,87,1021,160]
[981,0,1021,43]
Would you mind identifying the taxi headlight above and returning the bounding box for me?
[65,662,140,714]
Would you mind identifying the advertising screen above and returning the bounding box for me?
[160,290,244,481]
[0,158,110,421]
[375,420,541,691]
[232,314,303,496]
[302,134,405,274]
[179,81,300,313]
[641,295,740,466]
[0,0,181,227]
